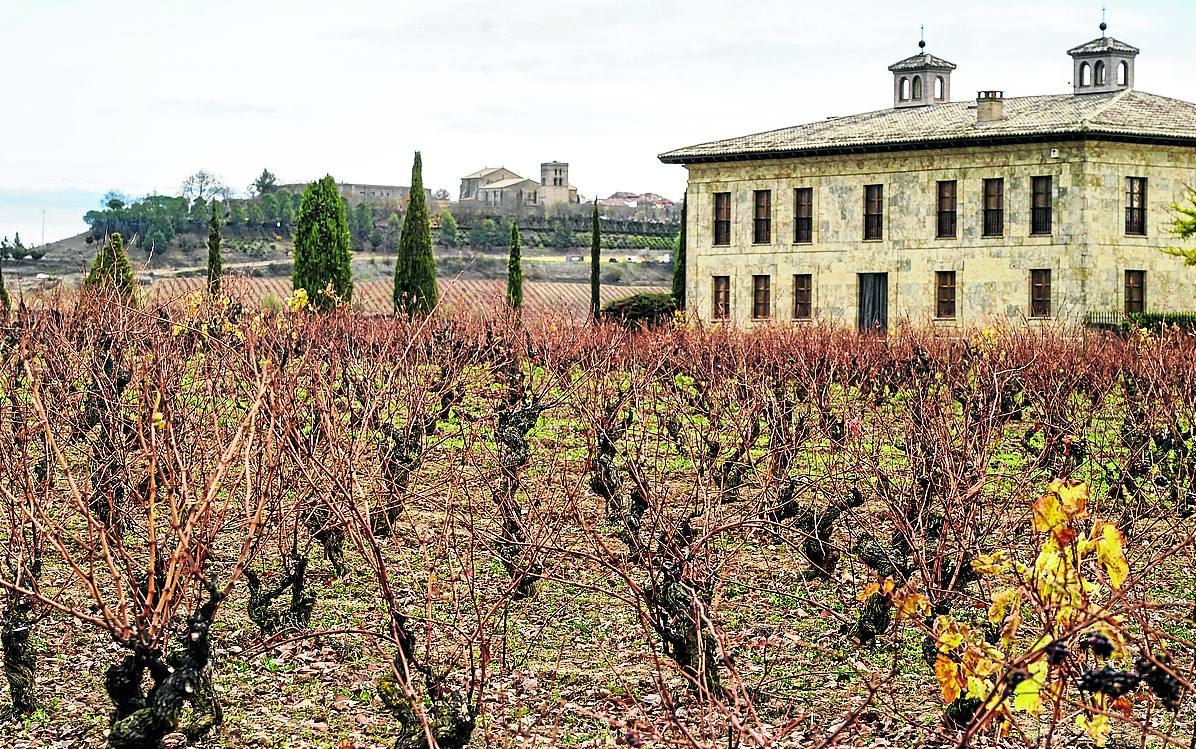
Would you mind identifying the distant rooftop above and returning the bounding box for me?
[462,167,506,180]
[480,177,538,190]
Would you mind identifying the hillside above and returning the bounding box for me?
[8,226,296,279]
[2,226,674,296]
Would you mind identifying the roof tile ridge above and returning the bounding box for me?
[1081,88,1135,129]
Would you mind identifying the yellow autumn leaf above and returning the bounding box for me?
[999,604,1023,652]
[1031,493,1077,545]
[895,591,931,621]
[857,582,880,601]
[1031,492,1065,534]
[965,675,993,700]
[1052,480,1089,518]
[1011,658,1048,715]
[972,551,1011,576]
[1076,714,1111,747]
[962,645,1002,678]
[988,588,1020,623]
[934,615,969,652]
[1092,522,1129,589]
[858,578,896,602]
[935,655,961,704]
[1032,481,1089,545]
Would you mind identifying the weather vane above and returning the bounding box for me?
[919,24,926,51]
[1101,4,1108,35]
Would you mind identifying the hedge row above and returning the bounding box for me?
[1126,312,1196,332]
[600,292,677,328]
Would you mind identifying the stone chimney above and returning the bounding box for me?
[977,91,1005,123]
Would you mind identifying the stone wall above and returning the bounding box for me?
[682,140,1196,328]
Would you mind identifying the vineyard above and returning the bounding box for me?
[146,278,670,319]
[0,297,1194,749]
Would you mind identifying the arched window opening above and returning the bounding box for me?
[899,77,910,101]
[1095,61,1106,86]
[912,76,923,100]
[935,76,945,100]
[1118,61,1129,86]
[1080,62,1092,87]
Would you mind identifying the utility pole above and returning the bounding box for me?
[41,209,46,246]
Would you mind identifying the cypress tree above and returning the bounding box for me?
[393,152,439,315]
[292,175,353,311]
[672,195,687,309]
[0,251,9,316]
[506,221,524,310]
[590,199,601,321]
[84,232,137,303]
[206,202,223,297]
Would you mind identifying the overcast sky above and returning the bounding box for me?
[2,0,1193,244]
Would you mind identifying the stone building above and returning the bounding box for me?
[459,163,580,208]
[276,182,430,208]
[659,27,1196,330]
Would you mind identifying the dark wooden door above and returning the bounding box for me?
[858,273,888,333]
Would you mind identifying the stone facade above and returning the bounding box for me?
[665,30,1196,330]
[276,182,428,207]
[681,140,1196,328]
[459,168,522,202]
[460,163,580,207]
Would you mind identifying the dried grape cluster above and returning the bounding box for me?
[1078,632,1114,659]
[1044,640,1069,666]
[1077,666,1140,699]
[1077,654,1185,710]
[1135,655,1184,711]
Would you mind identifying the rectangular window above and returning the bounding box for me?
[983,178,1004,237]
[793,274,813,320]
[794,188,813,244]
[864,184,884,240]
[1126,177,1147,236]
[936,181,957,238]
[712,276,731,320]
[713,193,731,246]
[1125,270,1146,314]
[935,271,957,319]
[1030,269,1052,318]
[1031,176,1053,235]
[752,275,771,319]
[753,190,772,244]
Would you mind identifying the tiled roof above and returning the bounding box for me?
[479,177,539,190]
[462,167,505,179]
[659,89,1196,163]
[1068,36,1140,56]
[888,53,957,72]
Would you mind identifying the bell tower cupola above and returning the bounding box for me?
[1068,15,1138,95]
[888,32,956,109]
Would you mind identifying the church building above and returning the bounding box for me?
[659,26,1196,329]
